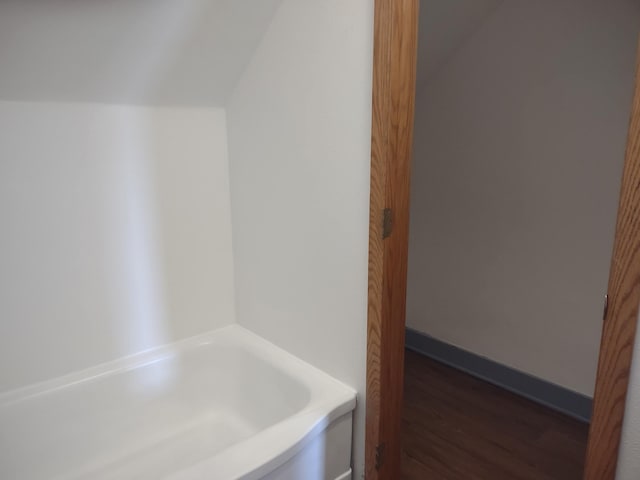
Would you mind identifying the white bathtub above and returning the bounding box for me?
[0,325,356,480]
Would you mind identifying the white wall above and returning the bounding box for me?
[0,0,282,106]
[0,101,235,393]
[226,1,373,477]
[408,0,640,396]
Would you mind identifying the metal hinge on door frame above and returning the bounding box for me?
[382,208,393,239]
[375,442,386,470]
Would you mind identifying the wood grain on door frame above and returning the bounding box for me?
[365,0,418,478]
[583,44,640,480]
[365,0,640,477]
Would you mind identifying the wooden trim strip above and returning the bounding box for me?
[365,0,419,478]
[583,41,640,480]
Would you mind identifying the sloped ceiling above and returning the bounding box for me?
[0,0,282,106]
[418,0,503,91]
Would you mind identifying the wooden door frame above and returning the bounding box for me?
[364,0,640,478]
[365,0,418,478]
[582,45,640,480]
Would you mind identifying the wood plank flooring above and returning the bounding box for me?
[401,350,589,480]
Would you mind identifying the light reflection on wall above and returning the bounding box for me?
[0,0,241,392]
[0,101,234,392]
[109,112,168,357]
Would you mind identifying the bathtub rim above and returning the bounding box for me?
[0,324,357,479]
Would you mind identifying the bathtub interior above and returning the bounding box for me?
[0,331,313,480]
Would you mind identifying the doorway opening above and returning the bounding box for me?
[366,1,640,479]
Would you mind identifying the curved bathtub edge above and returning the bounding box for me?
[166,396,356,480]
[255,412,355,480]
[187,326,358,480]
[1,324,358,480]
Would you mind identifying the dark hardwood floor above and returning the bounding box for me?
[401,350,589,480]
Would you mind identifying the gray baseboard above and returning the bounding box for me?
[405,327,592,423]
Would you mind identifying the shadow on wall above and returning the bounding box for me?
[0,0,283,105]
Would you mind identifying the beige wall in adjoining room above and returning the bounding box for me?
[408,0,639,396]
